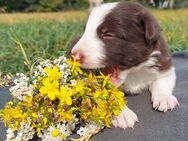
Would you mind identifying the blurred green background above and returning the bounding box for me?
[0,0,188,12]
[0,0,188,74]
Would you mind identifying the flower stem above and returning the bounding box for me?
[10,30,31,70]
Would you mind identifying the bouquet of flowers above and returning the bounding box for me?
[0,55,126,141]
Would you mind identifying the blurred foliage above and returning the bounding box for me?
[1,0,187,12]
[0,0,88,12]
[0,21,84,73]
[0,0,64,12]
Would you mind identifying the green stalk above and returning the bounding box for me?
[10,31,31,71]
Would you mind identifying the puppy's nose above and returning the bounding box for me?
[74,53,85,64]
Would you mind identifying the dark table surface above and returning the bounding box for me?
[1,51,188,141]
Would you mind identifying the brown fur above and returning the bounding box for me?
[96,2,171,71]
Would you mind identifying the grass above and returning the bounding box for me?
[0,10,87,24]
[0,21,84,73]
[150,9,188,52]
[0,9,188,74]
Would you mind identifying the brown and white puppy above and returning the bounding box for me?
[71,2,179,129]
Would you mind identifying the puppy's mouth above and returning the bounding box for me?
[101,66,121,86]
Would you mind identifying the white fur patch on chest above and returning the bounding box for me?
[125,67,158,93]
[123,53,160,93]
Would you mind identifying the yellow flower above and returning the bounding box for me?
[2,107,22,124]
[74,80,85,92]
[37,127,41,135]
[97,100,108,110]
[43,117,48,124]
[110,88,126,116]
[39,77,60,100]
[26,96,33,103]
[57,109,73,120]
[22,113,28,121]
[51,129,60,137]
[92,100,107,118]
[93,90,101,98]
[57,86,72,105]
[44,66,62,81]
[93,89,109,99]
[88,72,97,81]
[97,72,111,87]
[67,56,83,75]
[31,113,37,118]
[48,108,53,113]
[39,67,62,100]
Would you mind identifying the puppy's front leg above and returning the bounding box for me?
[112,106,138,129]
[150,67,179,112]
[111,70,138,129]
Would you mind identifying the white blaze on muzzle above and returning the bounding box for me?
[71,2,118,69]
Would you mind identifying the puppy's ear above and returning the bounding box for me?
[67,36,81,57]
[140,11,162,46]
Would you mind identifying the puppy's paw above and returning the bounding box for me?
[112,106,138,129]
[152,94,179,112]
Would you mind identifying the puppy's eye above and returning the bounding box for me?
[102,32,114,39]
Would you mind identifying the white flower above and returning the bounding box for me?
[5,120,35,141]
[5,128,15,141]
[53,56,67,65]
[77,126,88,137]
[70,79,77,86]
[40,122,74,141]
[14,121,35,141]
[9,73,34,101]
[77,123,100,137]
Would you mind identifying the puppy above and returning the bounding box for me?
[71,2,179,129]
